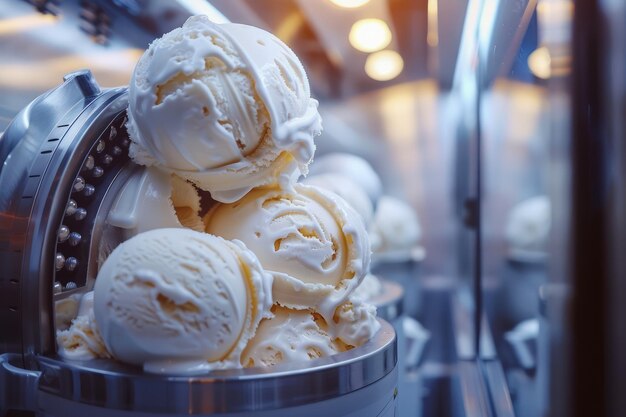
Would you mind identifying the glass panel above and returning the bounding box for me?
[449,0,482,360]
[477,1,574,416]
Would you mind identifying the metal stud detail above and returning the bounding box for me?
[83,184,95,197]
[53,281,63,294]
[111,146,122,156]
[109,126,117,140]
[58,226,70,242]
[55,253,66,271]
[102,154,113,165]
[65,258,79,272]
[73,176,85,192]
[68,232,81,246]
[74,208,87,221]
[96,140,105,153]
[65,281,78,289]
[92,166,103,178]
[83,155,95,171]
[65,200,77,216]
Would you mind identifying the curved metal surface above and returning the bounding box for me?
[0,71,128,359]
[0,94,45,175]
[34,320,396,414]
[0,353,41,414]
[33,366,399,417]
[0,71,100,356]
[24,88,128,364]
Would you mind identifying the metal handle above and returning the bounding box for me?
[0,353,41,414]
[63,70,101,97]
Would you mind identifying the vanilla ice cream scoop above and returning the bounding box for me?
[303,174,373,226]
[57,292,110,360]
[370,196,421,257]
[332,296,380,348]
[352,274,383,302]
[505,195,551,256]
[204,184,370,320]
[127,15,322,203]
[308,153,382,204]
[93,228,273,374]
[242,299,379,368]
[241,306,342,368]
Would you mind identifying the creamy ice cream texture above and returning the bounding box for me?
[332,296,380,348]
[58,16,382,372]
[242,306,339,367]
[370,196,421,256]
[204,183,370,321]
[303,173,373,226]
[127,15,322,203]
[55,293,83,331]
[92,228,273,374]
[352,273,383,302]
[56,292,110,361]
[242,297,379,367]
[308,153,382,204]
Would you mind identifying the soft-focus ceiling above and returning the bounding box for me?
[0,0,468,130]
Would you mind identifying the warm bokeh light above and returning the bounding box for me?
[275,11,303,43]
[537,0,574,21]
[378,80,438,145]
[0,14,58,36]
[427,0,439,47]
[365,50,404,81]
[349,19,392,53]
[528,46,551,79]
[328,0,371,8]
[489,79,546,145]
[0,49,145,90]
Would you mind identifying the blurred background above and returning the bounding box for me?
[3,0,626,416]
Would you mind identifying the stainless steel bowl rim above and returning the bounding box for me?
[32,319,396,413]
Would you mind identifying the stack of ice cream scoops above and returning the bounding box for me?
[56,15,380,374]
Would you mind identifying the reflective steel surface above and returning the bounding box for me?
[1,320,396,415]
[0,70,127,358]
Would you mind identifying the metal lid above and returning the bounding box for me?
[371,280,404,321]
[31,319,396,414]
